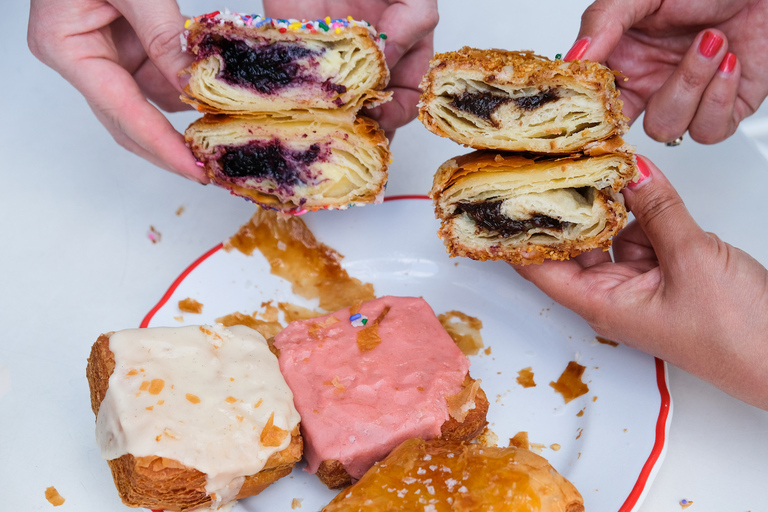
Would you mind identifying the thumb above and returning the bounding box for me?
[622,155,708,265]
[110,0,191,91]
[376,0,438,67]
[565,0,658,62]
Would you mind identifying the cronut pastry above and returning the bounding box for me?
[419,47,628,154]
[181,12,391,116]
[86,326,302,511]
[185,114,390,213]
[272,296,489,489]
[430,138,636,265]
[322,438,585,512]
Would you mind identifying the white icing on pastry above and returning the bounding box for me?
[95,325,300,505]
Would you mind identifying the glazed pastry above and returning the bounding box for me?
[430,139,637,265]
[181,12,391,116]
[322,438,584,512]
[419,47,628,153]
[86,325,303,511]
[272,296,489,489]
[185,114,390,213]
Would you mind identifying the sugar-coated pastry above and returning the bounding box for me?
[272,296,489,489]
[185,114,390,213]
[431,138,637,265]
[181,12,391,116]
[419,47,628,153]
[86,325,303,511]
[322,438,585,512]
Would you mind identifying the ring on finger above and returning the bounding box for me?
[665,135,684,147]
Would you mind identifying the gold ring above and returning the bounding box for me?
[665,136,684,147]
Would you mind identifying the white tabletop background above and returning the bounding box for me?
[2,0,767,510]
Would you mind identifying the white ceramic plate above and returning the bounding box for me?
[143,197,671,512]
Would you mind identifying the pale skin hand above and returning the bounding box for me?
[263,0,438,137]
[567,0,768,144]
[513,156,768,410]
[27,0,207,182]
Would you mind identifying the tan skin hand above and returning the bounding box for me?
[28,0,207,182]
[571,0,768,144]
[263,0,438,138]
[513,156,768,410]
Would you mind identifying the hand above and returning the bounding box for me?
[263,0,438,138]
[28,0,208,182]
[513,156,768,410]
[566,0,768,144]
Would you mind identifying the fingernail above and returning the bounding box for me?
[564,38,590,61]
[718,52,737,74]
[628,156,652,190]
[698,30,723,59]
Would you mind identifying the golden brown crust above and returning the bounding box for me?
[322,438,584,512]
[314,373,489,490]
[182,20,390,115]
[418,47,628,153]
[429,146,636,265]
[86,333,303,511]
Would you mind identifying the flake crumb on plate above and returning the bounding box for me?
[45,486,65,506]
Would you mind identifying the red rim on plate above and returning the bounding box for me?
[140,195,671,512]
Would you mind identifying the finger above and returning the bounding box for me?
[622,155,707,266]
[687,52,740,144]
[512,258,595,311]
[573,248,612,268]
[133,58,193,112]
[565,0,659,62]
[375,0,438,67]
[643,29,729,143]
[366,35,433,131]
[109,0,192,91]
[77,58,206,182]
[612,220,657,263]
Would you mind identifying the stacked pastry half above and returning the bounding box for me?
[419,47,638,264]
[182,12,392,213]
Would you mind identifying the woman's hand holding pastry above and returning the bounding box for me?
[27,0,208,182]
[513,156,768,410]
[568,0,768,145]
[263,0,438,137]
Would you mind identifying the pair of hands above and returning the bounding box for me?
[27,0,435,182]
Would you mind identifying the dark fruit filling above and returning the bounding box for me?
[199,35,343,94]
[450,92,512,124]
[219,140,325,191]
[455,200,568,237]
[512,88,559,110]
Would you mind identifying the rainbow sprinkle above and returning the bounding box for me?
[350,313,368,327]
[185,11,385,43]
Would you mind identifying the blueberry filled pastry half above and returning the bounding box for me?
[419,47,628,154]
[430,139,638,265]
[181,12,392,116]
[185,114,390,213]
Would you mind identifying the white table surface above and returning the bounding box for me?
[2,1,767,511]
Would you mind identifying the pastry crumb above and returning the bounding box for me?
[291,497,303,509]
[178,298,203,314]
[148,225,162,243]
[680,498,693,509]
[175,205,185,216]
[45,486,65,506]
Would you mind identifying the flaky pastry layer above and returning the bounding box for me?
[185,113,390,213]
[419,47,628,153]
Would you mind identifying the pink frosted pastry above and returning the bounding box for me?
[272,296,489,489]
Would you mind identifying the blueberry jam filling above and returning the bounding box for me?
[512,88,559,110]
[450,92,512,125]
[219,140,325,192]
[455,200,569,237]
[199,35,327,94]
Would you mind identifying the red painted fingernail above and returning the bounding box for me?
[718,52,737,74]
[698,31,723,59]
[628,156,652,190]
[564,38,590,61]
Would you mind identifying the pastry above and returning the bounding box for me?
[322,438,585,512]
[272,296,489,489]
[419,47,628,153]
[86,325,302,511]
[185,113,390,213]
[181,12,391,116]
[430,139,637,265]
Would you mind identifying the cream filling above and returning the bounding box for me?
[95,325,301,506]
